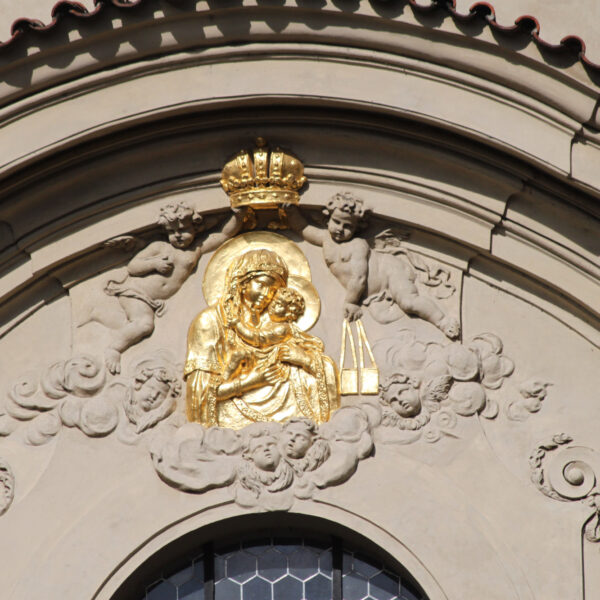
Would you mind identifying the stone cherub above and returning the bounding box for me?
[286,192,460,338]
[236,419,330,500]
[237,428,294,497]
[121,356,182,434]
[95,202,245,374]
[379,373,422,419]
[280,417,331,475]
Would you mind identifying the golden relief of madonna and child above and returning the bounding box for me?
[184,241,340,431]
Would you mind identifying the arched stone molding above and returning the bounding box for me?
[94,507,447,600]
[1,115,597,346]
[1,44,597,185]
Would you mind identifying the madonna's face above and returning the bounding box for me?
[241,274,278,312]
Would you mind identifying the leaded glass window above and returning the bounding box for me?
[142,536,427,600]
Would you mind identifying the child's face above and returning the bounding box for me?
[328,209,358,242]
[382,382,421,418]
[165,220,195,248]
[248,436,281,471]
[134,376,171,412]
[282,423,313,458]
[268,296,291,322]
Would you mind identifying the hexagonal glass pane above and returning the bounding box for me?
[241,575,272,600]
[304,573,332,600]
[243,538,273,556]
[354,553,382,579]
[257,547,288,582]
[318,549,332,576]
[273,538,303,554]
[342,551,354,575]
[215,577,241,600]
[343,572,369,600]
[226,551,257,583]
[177,578,204,600]
[273,575,303,600]
[214,554,226,583]
[369,571,399,600]
[166,564,195,587]
[288,546,320,581]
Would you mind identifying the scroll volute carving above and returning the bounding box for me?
[530,435,600,543]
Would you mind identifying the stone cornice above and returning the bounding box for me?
[0,0,599,90]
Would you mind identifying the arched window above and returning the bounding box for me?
[140,534,427,600]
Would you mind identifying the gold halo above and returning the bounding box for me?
[202,232,320,331]
[287,275,321,331]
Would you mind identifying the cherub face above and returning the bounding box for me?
[165,220,195,249]
[282,423,313,458]
[248,436,281,471]
[382,382,421,418]
[268,296,291,322]
[134,376,171,412]
[328,209,359,242]
[241,275,278,312]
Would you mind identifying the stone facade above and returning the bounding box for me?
[0,2,599,599]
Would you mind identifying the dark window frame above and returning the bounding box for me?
[113,514,427,600]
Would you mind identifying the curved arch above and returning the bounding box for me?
[104,511,436,600]
[1,99,597,345]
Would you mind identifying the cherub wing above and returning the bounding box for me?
[104,235,146,253]
[371,227,410,252]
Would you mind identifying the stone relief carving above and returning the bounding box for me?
[0,458,15,516]
[79,202,244,375]
[370,330,534,442]
[151,407,374,511]
[0,352,181,450]
[185,244,340,430]
[530,434,600,543]
[372,228,456,299]
[0,140,557,514]
[110,353,181,435]
[0,196,552,511]
[1,355,108,445]
[286,194,460,338]
[507,379,552,421]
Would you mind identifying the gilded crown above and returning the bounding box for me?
[220,138,306,209]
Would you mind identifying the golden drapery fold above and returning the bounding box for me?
[185,304,339,429]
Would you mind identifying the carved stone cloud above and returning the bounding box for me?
[151,407,375,511]
[0,191,555,515]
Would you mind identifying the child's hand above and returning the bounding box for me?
[279,345,309,368]
[155,257,174,275]
[344,302,362,322]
